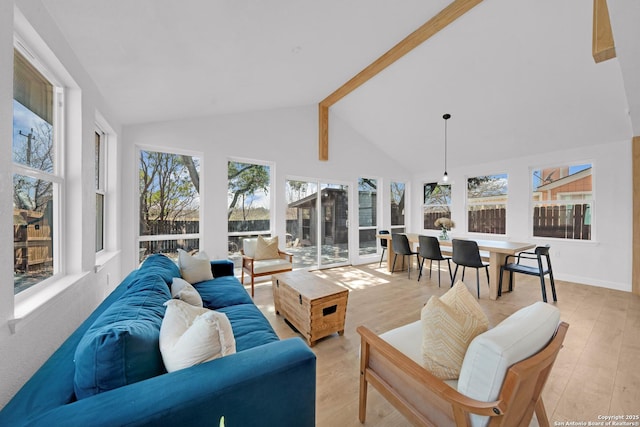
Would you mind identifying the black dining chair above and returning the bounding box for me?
[378,230,390,267]
[417,235,452,287]
[452,239,489,298]
[499,245,557,302]
[391,234,419,279]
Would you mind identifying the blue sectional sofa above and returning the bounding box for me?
[0,255,316,427]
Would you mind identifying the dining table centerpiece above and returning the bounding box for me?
[434,217,455,240]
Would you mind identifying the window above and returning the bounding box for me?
[532,164,592,240]
[13,48,63,295]
[423,183,451,230]
[227,160,271,259]
[390,181,405,233]
[467,174,508,234]
[95,131,105,252]
[138,150,201,262]
[358,178,377,256]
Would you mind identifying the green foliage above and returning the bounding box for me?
[227,162,270,219]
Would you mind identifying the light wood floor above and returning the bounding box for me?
[250,262,640,426]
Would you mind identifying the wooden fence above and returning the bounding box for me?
[468,207,506,234]
[533,204,590,240]
[14,210,53,272]
[425,205,590,240]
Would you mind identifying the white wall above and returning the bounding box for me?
[0,1,123,408]
[122,107,412,273]
[411,138,632,291]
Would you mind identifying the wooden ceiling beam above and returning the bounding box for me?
[318,0,483,161]
[593,0,616,63]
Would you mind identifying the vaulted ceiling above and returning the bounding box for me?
[41,0,640,174]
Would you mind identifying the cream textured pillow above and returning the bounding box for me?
[421,283,489,380]
[178,249,213,284]
[171,277,203,307]
[254,236,280,260]
[441,281,490,330]
[160,299,236,373]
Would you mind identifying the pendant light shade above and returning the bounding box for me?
[442,113,451,182]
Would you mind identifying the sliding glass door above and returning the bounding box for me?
[285,179,349,270]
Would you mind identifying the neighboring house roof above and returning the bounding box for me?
[535,167,592,192]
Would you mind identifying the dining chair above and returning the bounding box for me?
[452,239,489,298]
[417,235,452,287]
[499,244,557,302]
[378,230,390,267]
[391,234,419,279]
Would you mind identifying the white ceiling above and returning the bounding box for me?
[41,0,638,174]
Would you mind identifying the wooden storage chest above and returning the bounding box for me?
[272,270,349,347]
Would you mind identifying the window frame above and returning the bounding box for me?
[465,173,508,236]
[422,182,451,232]
[357,177,379,257]
[226,157,274,259]
[137,146,203,263]
[12,41,65,297]
[390,180,406,234]
[95,129,106,253]
[530,163,594,241]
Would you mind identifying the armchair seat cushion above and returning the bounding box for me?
[252,259,293,275]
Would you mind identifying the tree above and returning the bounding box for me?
[139,151,200,236]
[467,175,507,199]
[227,162,270,219]
[13,122,53,212]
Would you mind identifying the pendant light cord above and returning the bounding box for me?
[443,113,451,181]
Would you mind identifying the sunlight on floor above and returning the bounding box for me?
[313,266,390,291]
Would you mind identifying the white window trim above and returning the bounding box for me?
[358,177,380,258]
[465,174,508,236]
[12,42,65,302]
[422,182,451,232]
[136,145,204,264]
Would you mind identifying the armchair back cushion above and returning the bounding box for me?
[243,238,257,258]
[457,301,561,426]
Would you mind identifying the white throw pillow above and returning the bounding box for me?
[178,249,213,284]
[170,277,203,307]
[160,299,236,373]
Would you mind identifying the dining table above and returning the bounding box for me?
[377,233,535,300]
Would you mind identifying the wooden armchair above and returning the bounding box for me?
[241,237,293,297]
[358,302,568,426]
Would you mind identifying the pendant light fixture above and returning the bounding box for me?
[442,113,451,182]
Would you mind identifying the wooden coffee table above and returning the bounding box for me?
[272,270,349,347]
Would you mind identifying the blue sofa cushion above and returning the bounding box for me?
[73,273,171,399]
[137,253,180,285]
[195,275,254,309]
[217,304,279,351]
